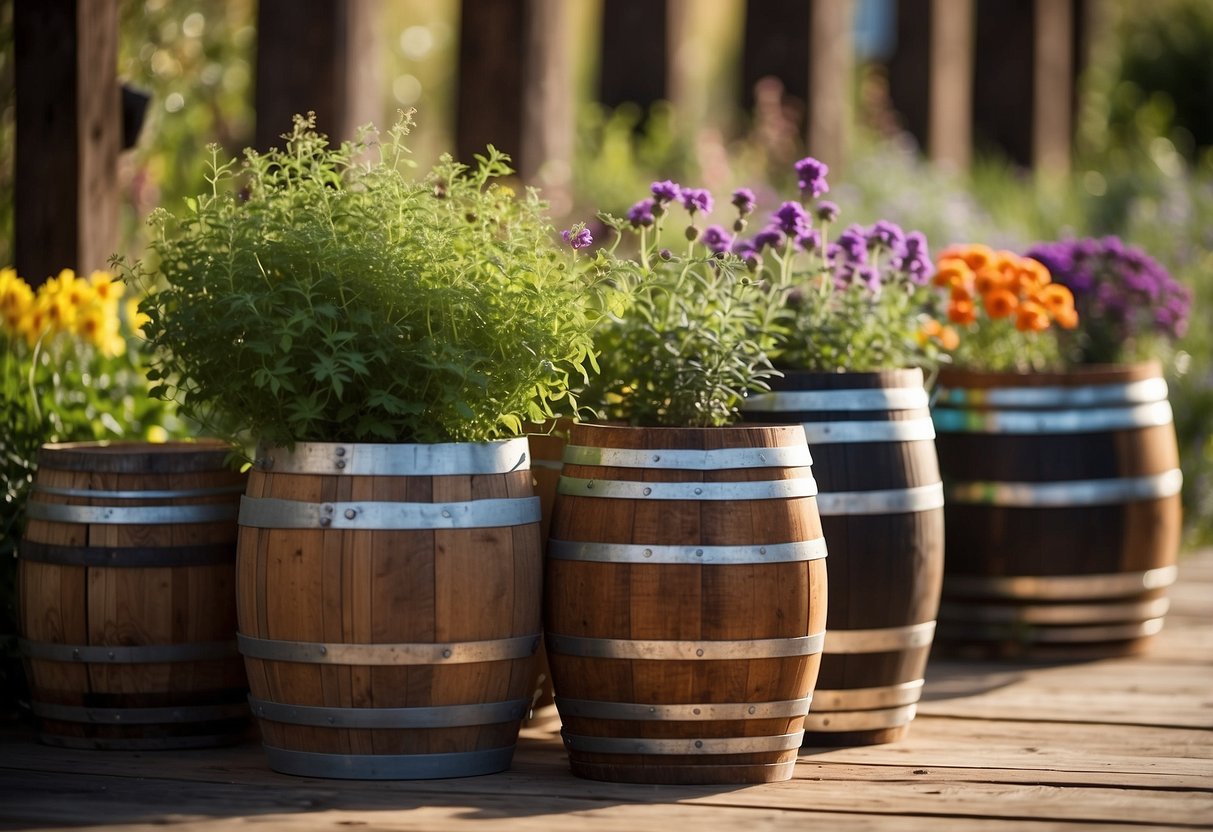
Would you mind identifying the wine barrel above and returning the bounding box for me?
[18,440,248,749]
[545,423,827,785]
[236,439,542,779]
[743,368,944,745]
[932,362,1183,660]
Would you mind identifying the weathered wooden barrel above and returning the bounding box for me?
[236,439,542,779]
[743,368,944,745]
[545,423,827,784]
[18,440,248,749]
[932,362,1183,660]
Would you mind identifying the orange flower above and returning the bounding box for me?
[948,298,978,325]
[1014,258,1052,294]
[1034,283,1075,315]
[1015,300,1051,332]
[920,317,943,338]
[1053,304,1079,330]
[974,267,1011,296]
[938,325,960,351]
[983,288,1019,320]
[932,258,974,290]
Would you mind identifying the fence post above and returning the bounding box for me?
[1033,0,1073,174]
[807,0,854,169]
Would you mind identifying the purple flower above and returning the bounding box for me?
[772,201,811,238]
[867,220,906,254]
[731,187,757,215]
[815,201,840,223]
[701,224,733,254]
[627,198,656,228]
[651,180,682,203]
[681,187,714,216]
[752,225,787,251]
[796,229,822,253]
[794,156,830,198]
[833,225,868,267]
[561,226,593,250]
[900,231,932,284]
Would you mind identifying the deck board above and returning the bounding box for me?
[2,548,1211,831]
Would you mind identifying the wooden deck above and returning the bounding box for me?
[2,549,1211,832]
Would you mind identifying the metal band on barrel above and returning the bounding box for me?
[799,419,936,445]
[545,632,825,660]
[545,537,827,565]
[19,639,237,664]
[810,680,925,711]
[30,701,248,725]
[562,730,804,755]
[238,495,540,530]
[17,540,236,568]
[938,597,1171,626]
[237,633,541,665]
[803,704,917,732]
[823,622,936,654]
[816,483,945,516]
[936,618,1165,644]
[262,745,516,780]
[31,484,246,500]
[254,438,532,476]
[945,469,1182,507]
[561,445,813,470]
[935,377,1168,408]
[556,476,818,501]
[249,696,529,728]
[932,400,1173,434]
[744,387,929,412]
[554,696,811,721]
[942,565,1178,600]
[25,502,237,525]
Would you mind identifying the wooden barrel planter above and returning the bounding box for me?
[932,362,1183,660]
[743,369,944,745]
[545,423,828,785]
[236,439,543,779]
[18,440,248,750]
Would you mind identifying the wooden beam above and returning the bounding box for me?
[519,0,573,210]
[807,0,854,169]
[928,0,973,170]
[1033,0,1073,174]
[14,0,120,287]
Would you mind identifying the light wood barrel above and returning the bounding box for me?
[237,439,542,779]
[545,424,828,784]
[933,362,1182,660]
[743,368,944,745]
[18,441,248,749]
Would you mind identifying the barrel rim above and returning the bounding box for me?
[936,360,1163,389]
[35,440,239,474]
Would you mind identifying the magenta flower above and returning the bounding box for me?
[681,187,714,216]
[731,188,757,215]
[627,199,656,228]
[701,225,733,254]
[651,180,682,204]
[794,156,830,198]
[561,226,593,250]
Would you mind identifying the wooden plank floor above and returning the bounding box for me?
[2,549,1211,832]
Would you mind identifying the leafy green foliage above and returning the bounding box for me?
[121,113,611,446]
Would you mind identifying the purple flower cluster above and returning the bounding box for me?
[1025,236,1192,348]
[822,221,931,291]
[794,157,829,198]
[561,226,593,250]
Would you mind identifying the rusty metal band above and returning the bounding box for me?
[823,622,937,654]
[545,632,825,660]
[40,733,247,751]
[815,483,945,516]
[545,537,828,565]
[942,565,1178,600]
[17,539,236,568]
[810,680,925,711]
[562,730,804,755]
[553,696,812,721]
[249,696,529,728]
[931,400,1174,434]
[19,639,237,664]
[936,617,1165,644]
[934,377,1169,408]
[30,700,249,725]
[31,483,246,500]
[938,596,1172,626]
[945,469,1183,507]
[799,418,936,445]
[237,633,541,665]
[238,495,540,529]
[25,502,238,525]
[556,476,818,501]
[803,703,917,732]
[261,744,516,780]
[744,387,929,412]
[253,438,532,476]
[561,444,813,470]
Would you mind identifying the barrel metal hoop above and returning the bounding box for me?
[261,744,516,780]
[935,377,1169,409]
[545,537,828,565]
[556,476,818,502]
[237,495,540,530]
[237,633,541,665]
[932,400,1174,434]
[254,438,531,476]
[816,483,945,516]
[30,700,249,725]
[19,639,237,664]
[945,469,1183,507]
[803,703,917,732]
[554,696,811,721]
[810,680,925,711]
[545,632,825,660]
[249,696,529,728]
[25,502,238,525]
[943,566,1178,601]
[17,540,236,568]
[744,388,929,412]
[938,596,1171,625]
[823,622,937,654]
[30,484,246,500]
[561,445,813,471]
[799,419,936,445]
[562,729,804,756]
[936,618,1166,644]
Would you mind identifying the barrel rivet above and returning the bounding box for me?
[695,549,703,557]
[319,517,332,527]
[441,510,452,519]
[322,504,334,513]
[642,487,652,496]
[652,455,661,462]
[113,714,122,721]
[695,740,704,749]
[759,547,767,555]
[335,460,346,470]
[649,707,657,714]
[107,651,115,660]
[344,508,357,520]
[693,708,701,715]
[748,705,757,715]
[586,481,594,490]
[759,454,767,462]
[328,717,336,725]
[318,646,328,655]
[643,548,652,558]
[335,447,347,457]
[694,487,703,495]
[695,648,704,657]
[71,649,80,660]
[442,648,452,659]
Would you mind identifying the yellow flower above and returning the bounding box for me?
[89,270,124,303]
